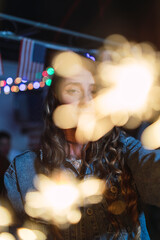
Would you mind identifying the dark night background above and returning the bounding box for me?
[1,0,160,51]
[0,1,160,239]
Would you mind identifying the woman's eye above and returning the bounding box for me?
[67,89,81,94]
[91,89,97,96]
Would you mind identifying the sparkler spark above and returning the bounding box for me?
[52,35,160,147]
[25,170,105,228]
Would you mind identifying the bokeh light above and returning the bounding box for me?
[52,51,83,78]
[0,232,16,240]
[17,228,46,240]
[0,80,6,87]
[28,83,33,90]
[14,77,22,84]
[25,171,105,228]
[11,86,19,93]
[47,67,54,75]
[42,71,48,77]
[45,79,52,86]
[21,79,28,83]
[19,84,27,91]
[35,72,42,79]
[33,82,40,89]
[39,81,45,88]
[6,77,13,85]
[4,86,10,94]
[0,206,12,226]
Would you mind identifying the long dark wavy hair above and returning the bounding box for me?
[37,68,141,239]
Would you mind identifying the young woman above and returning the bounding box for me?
[4,54,160,240]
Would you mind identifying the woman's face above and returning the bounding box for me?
[56,68,96,106]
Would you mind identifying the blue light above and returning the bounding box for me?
[6,77,13,85]
[86,53,90,58]
[90,56,95,61]
[4,85,10,94]
[33,81,40,89]
[19,84,26,91]
[22,79,28,83]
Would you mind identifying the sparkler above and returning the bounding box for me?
[25,170,105,228]
[52,35,160,148]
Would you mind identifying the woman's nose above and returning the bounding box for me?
[79,92,92,106]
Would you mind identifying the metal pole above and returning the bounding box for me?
[0,13,105,43]
[0,31,98,54]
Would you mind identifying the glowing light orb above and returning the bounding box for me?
[42,71,48,77]
[0,232,16,240]
[0,206,12,226]
[35,72,42,79]
[0,80,6,87]
[11,85,19,93]
[6,77,13,85]
[39,81,45,88]
[45,79,52,86]
[19,84,27,91]
[47,67,54,75]
[33,82,40,89]
[28,83,33,90]
[4,86,10,94]
[14,77,22,84]
[21,79,28,83]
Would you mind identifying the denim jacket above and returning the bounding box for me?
[4,133,160,239]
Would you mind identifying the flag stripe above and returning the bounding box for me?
[0,54,4,76]
[17,38,46,82]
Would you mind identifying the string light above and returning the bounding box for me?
[19,84,27,91]
[36,72,42,79]
[14,77,22,84]
[46,79,52,86]
[0,80,6,87]
[28,83,33,90]
[33,81,40,89]
[40,81,45,88]
[85,53,95,61]
[11,86,19,93]
[0,68,52,94]
[4,85,10,94]
[6,77,13,85]
[42,71,48,77]
[22,79,28,83]
[47,67,54,75]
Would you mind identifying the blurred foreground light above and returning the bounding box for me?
[141,118,160,149]
[0,233,16,240]
[17,228,46,240]
[25,171,105,228]
[67,209,81,224]
[4,86,10,94]
[0,206,12,226]
[52,51,83,78]
[6,77,13,85]
[14,77,22,84]
[53,104,78,129]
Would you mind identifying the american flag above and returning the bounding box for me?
[0,53,4,76]
[17,38,46,81]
